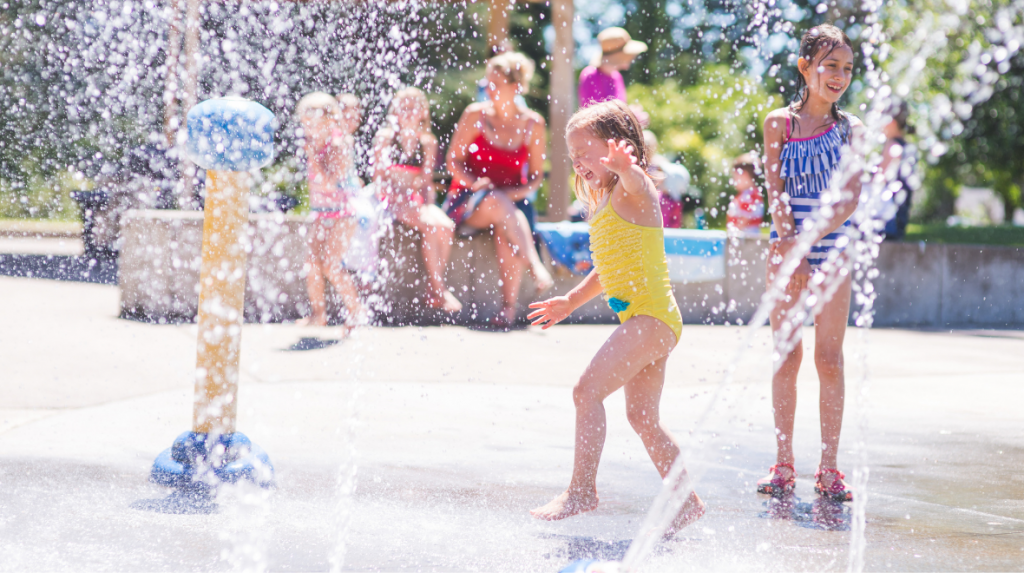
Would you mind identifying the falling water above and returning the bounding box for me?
[620,2,1024,571]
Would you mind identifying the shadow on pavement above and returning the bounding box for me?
[0,254,117,285]
[285,337,341,351]
[759,494,851,532]
[540,533,633,563]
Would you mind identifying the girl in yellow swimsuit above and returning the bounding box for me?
[527,100,703,533]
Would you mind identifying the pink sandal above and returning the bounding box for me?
[756,463,796,497]
[814,468,853,502]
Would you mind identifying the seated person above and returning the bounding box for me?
[444,52,554,329]
[373,87,462,313]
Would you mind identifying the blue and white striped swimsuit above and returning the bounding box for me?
[769,119,853,271]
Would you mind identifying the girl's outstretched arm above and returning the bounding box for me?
[528,271,602,329]
[601,139,658,198]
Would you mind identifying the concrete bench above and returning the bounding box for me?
[118,210,1024,327]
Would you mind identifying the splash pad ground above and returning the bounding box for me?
[1,274,1022,572]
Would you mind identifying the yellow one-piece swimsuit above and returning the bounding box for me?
[589,200,683,342]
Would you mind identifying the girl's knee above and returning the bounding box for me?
[572,378,602,409]
[625,405,655,435]
[814,347,844,370]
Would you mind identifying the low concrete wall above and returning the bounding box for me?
[872,242,1024,327]
[119,210,1024,327]
[119,209,550,325]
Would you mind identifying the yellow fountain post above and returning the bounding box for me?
[150,97,276,506]
[193,169,250,435]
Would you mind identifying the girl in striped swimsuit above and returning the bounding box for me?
[758,24,863,503]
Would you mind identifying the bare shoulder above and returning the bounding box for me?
[461,103,488,121]
[845,113,865,131]
[524,108,546,128]
[420,132,439,146]
[763,108,789,133]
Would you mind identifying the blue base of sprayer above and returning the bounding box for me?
[151,431,274,491]
[559,560,619,573]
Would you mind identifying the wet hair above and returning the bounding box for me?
[486,51,535,94]
[295,92,340,121]
[336,93,362,118]
[885,99,912,134]
[388,87,433,135]
[566,99,649,216]
[733,152,761,178]
[791,24,853,129]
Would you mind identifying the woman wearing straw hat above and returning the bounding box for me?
[579,27,648,122]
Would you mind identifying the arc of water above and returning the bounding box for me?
[620,3,1024,571]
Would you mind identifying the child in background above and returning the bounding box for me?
[373,87,462,312]
[296,92,366,330]
[726,152,766,238]
[758,24,863,502]
[643,130,693,229]
[528,100,704,532]
[879,100,915,240]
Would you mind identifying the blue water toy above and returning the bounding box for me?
[558,559,621,573]
[186,96,276,172]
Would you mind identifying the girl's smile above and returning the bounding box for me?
[801,44,854,104]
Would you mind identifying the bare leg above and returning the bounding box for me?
[531,316,677,521]
[493,233,525,322]
[511,208,554,294]
[299,220,329,327]
[323,219,365,332]
[812,264,852,487]
[625,356,705,532]
[398,204,461,312]
[465,193,552,318]
[766,257,805,480]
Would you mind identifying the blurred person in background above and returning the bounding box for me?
[295,92,366,331]
[373,87,462,313]
[579,27,650,126]
[726,152,766,238]
[878,101,916,241]
[643,130,695,229]
[445,51,554,329]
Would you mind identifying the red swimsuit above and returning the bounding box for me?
[444,133,529,226]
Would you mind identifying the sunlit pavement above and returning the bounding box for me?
[1,274,1022,572]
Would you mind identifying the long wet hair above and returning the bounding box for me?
[791,24,853,135]
[566,99,649,217]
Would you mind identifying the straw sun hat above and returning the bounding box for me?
[591,27,648,67]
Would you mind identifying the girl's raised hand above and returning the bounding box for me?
[599,139,638,175]
[527,296,573,329]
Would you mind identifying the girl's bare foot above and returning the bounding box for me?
[530,488,599,521]
[663,492,706,538]
[532,264,555,295]
[297,314,328,327]
[427,290,463,313]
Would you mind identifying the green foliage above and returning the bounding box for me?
[628,66,775,225]
[904,223,1024,247]
[882,0,1024,222]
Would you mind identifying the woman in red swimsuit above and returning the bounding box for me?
[445,52,554,328]
[373,87,462,313]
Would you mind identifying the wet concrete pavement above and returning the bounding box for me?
[1,275,1022,571]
